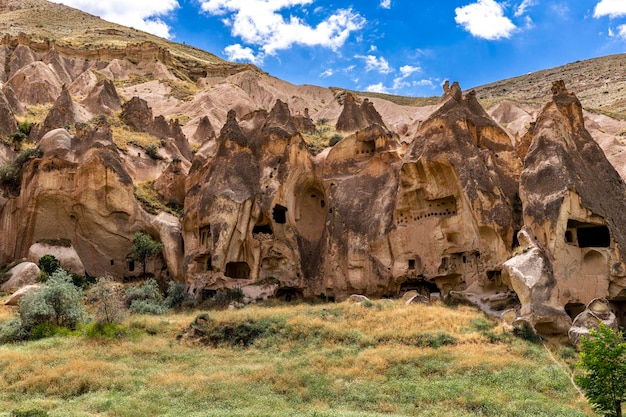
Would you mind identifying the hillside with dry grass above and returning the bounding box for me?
[0,298,595,417]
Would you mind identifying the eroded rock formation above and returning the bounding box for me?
[3,25,626,337]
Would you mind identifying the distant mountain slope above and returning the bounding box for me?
[472,54,626,118]
[0,0,254,79]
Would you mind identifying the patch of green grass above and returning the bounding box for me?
[0,302,594,416]
[133,180,182,218]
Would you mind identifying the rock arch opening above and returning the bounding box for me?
[275,287,303,302]
[582,250,607,275]
[565,302,586,320]
[225,261,251,279]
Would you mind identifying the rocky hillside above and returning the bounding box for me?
[2,0,626,341]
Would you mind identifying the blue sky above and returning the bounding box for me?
[53,0,626,97]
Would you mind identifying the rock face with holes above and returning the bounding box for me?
[0,124,182,281]
[386,83,521,304]
[182,103,316,300]
[507,81,626,334]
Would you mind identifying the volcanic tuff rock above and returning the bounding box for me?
[5,0,626,336]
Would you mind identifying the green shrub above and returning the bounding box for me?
[84,322,128,339]
[165,280,192,309]
[90,276,127,324]
[38,254,62,277]
[130,232,163,275]
[0,147,41,194]
[576,323,626,417]
[19,269,85,330]
[145,144,163,160]
[124,278,168,315]
[329,133,343,146]
[189,315,284,347]
[206,286,244,309]
[0,317,28,344]
[513,321,542,344]
[30,322,73,340]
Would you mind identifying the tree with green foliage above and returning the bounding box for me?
[38,254,62,278]
[130,232,163,275]
[18,269,84,330]
[576,323,626,417]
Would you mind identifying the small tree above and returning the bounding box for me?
[576,323,626,417]
[19,269,84,330]
[131,232,163,275]
[38,254,62,278]
[90,275,127,324]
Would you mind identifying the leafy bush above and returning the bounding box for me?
[90,276,127,324]
[145,144,163,160]
[329,133,343,146]
[188,314,283,347]
[206,286,244,309]
[0,317,28,344]
[38,254,62,277]
[576,323,626,417]
[165,280,193,309]
[0,147,42,195]
[18,269,85,330]
[130,232,163,275]
[83,322,127,339]
[512,321,542,344]
[124,278,168,315]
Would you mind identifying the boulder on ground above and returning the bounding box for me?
[568,298,618,348]
[0,262,40,293]
[4,284,40,306]
[27,242,86,276]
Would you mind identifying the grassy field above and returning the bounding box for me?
[0,300,594,417]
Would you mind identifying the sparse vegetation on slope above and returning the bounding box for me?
[0,300,594,416]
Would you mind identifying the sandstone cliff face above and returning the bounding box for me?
[4,27,626,336]
[504,81,626,333]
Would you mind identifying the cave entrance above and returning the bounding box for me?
[400,278,440,298]
[199,225,211,249]
[273,205,287,224]
[566,220,610,248]
[296,184,327,241]
[225,262,251,279]
[275,287,303,302]
[565,302,586,320]
[609,300,626,327]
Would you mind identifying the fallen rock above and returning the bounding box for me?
[0,262,40,293]
[568,298,618,348]
[27,242,86,276]
[4,284,40,306]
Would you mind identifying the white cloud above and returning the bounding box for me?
[514,0,536,17]
[609,24,626,38]
[365,83,390,94]
[320,69,334,78]
[199,0,365,55]
[51,0,179,39]
[224,44,264,64]
[414,79,436,88]
[380,0,391,9]
[594,0,626,18]
[393,65,421,90]
[455,0,517,40]
[355,55,393,74]
[399,65,421,78]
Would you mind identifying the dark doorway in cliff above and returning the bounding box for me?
[225,262,251,279]
[275,287,303,302]
[566,220,610,248]
[199,225,211,249]
[273,205,287,224]
[206,255,213,271]
[127,258,135,272]
[400,278,440,297]
[609,300,626,327]
[565,302,586,320]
